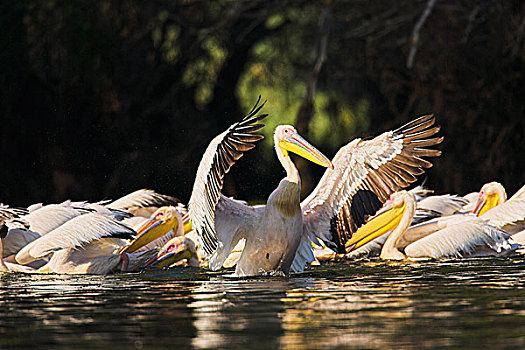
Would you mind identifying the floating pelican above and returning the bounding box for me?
[144,236,199,268]
[120,206,184,254]
[346,191,514,260]
[345,187,469,259]
[12,208,157,274]
[472,182,525,245]
[172,98,442,276]
[1,189,178,266]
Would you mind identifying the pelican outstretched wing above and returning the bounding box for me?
[15,213,135,265]
[189,97,267,256]
[301,115,443,253]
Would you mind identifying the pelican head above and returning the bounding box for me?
[144,236,198,268]
[274,125,334,169]
[121,206,182,254]
[345,191,410,251]
[473,182,507,216]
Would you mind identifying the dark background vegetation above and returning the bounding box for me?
[1,0,523,206]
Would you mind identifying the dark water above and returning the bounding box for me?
[1,258,525,349]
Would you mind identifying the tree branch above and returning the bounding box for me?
[406,0,438,69]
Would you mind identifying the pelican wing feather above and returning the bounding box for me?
[23,202,92,235]
[301,115,443,253]
[189,97,267,256]
[108,189,183,215]
[0,205,28,220]
[15,213,135,265]
[2,228,41,257]
[210,195,262,270]
[405,217,512,259]
[481,197,525,234]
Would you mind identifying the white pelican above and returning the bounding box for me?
[472,182,525,245]
[1,189,178,263]
[345,187,469,259]
[120,206,184,254]
[346,191,515,260]
[13,210,156,274]
[174,98,442,276]
[144,236,200,268]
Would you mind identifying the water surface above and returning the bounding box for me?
[1,258,524,349]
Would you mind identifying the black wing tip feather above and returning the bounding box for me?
[243,95,268,122]
[394,114,435,133]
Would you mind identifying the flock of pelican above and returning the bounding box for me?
[1,98,523,276]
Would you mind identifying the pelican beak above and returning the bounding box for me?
[121,211,179,254]
[280,133,333,169]
[345,201,406,251]
[473,192,499,216]
[182,213,192,234]
[144,239,192,268]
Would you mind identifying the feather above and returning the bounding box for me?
[108,189,182,216]
[189,97,267,256]
[15,213,135,265]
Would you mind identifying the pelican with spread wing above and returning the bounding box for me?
[146,97,443,276]
[188,99,333,276]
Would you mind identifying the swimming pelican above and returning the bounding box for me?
[473,183,525,243]
[144,236,199,268]
[345,188,469,259]
[13,209,157,274]
[346,191,514,260]
[1,189,178,263]
[120,206,184,254]
[178,98,442,276]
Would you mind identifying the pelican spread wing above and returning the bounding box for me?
[301,114,443,252]
[188,98,267,257]
[15,213,135,265]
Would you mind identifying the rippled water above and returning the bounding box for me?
[1,258,525,349]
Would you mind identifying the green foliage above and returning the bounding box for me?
[0,0,523,205]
